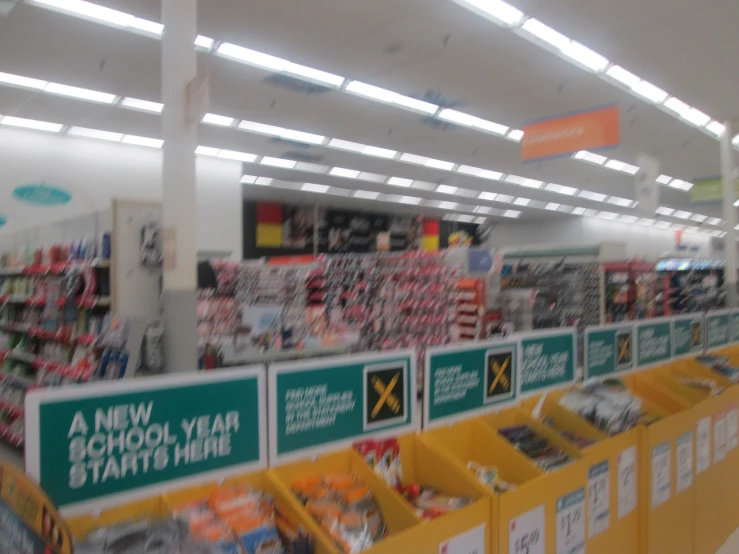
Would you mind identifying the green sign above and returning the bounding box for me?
[732,311,739,344]
[424,341,517,428]
[706,310,730,349]
[25,367,266,512]
[520,329,576,395]
[689,177,738,205]
[673,315,705,357]
[585,324,634,379]
[636,320,672,367]
[269,351,417,464]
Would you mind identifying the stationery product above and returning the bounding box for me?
[559,380,646,435]
[498,425,572,470]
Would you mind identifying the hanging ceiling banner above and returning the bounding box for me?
[635,153,660,215]
[689,177,739,205]
[521,104,620,162]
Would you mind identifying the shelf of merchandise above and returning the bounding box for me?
[0,322,99,347]
[0,396,23,419]
[0,294,111,309]
[0,349,89,382]
[0,420,24,448]
[0,259,110,277]
[457,278,485,340]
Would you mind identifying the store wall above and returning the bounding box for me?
[488,217,715,260]
[0,128,242,259]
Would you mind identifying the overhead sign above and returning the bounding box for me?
[705,309,731,350]
[424,340,518,428]
[0,463,73,554]
[0,215,5,228]
[635,153,660,215]
[25,366,267,514]
[689,177,738,205]
[519,328,576,395]
[636,319,672,368]
[584,323,634,380]
[521,104,619,162]
[672,314,705,358]
[269,350,417,464]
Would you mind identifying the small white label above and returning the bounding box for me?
[588,460,610,537]
[727,408,738,451]
[556,489,585,554]
[697,417,711,474]
[617,446,637,519]
[509,505,545,554]
[440,523,486,554]
[651,441,671,508]
[676,432,693,493]
[715,415,727,463]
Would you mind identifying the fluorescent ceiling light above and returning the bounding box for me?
[284,63,344,88]
[295,162,328,173]
[544,184,577,196]
[130,18,163,35]
[437,184,458,194]
[301,183,329,193]
[638,219,655,226]
[328,139,395,158]
[503,210,521,218]
[561,41,609,72]
[655,206,674,216]
[670,223,686,230]
[353,190,379,200]
[496,194,514,203]
[439,201,458,210]
[238,120,283,136]
[598,211,618,220]
[0,72,46,89]
[457,165,504,181]
[474,118,509,135]
[280,129,325,144]
[345,81,438,114]
[733,135,739,147]
[604,65,641,88]
[705,121,726,138]
[680,108,711,127]
[45,82,116,103]
[673,210,692,219]
[690,214,707,223]
[474,217,487,224]
[240,175,259,184]
[399,196,422,205]
[202,113,235,127]
[513,197,531,206]
[217,150,257,162]
[506,129,524,142]
[120,97,163,113]
[358,172,386,183]
[630,80,668,104]
[399,153,454,170]
[519,18,570,50]
[619,215,638,223]
[656,175,673,185]
[476,206,493,214]
[478,192,498,201]
[388,177,413,187]
[734,199,739,208]
[583,209,598,217]
[604,160,625,171]
[0,116,62,132]
[121,135,163,148]
[426,158,455,170]
[31,0,136,27]
[68,126,122,141]
[545,202,561,211]
[330,167,360,179]
[707,217,723,226]
[684,226,699,233]
[607,196,633,207]
[438,109,478,127]
[572,207,586,215]
[578,190,607,202]
[261,157,296,169]
[505,175,542,188]
[456,215,475,223]
[669,179,693,191]
[460,0,525,26]
[620,163,639,175]
[663,97,690,116]
[363,146,396,159]
[573,150,607,164]
[195,146,220,157]
[195,35,214,49]
[254,177,273,186]
[216,43,288,72]
[412,181,436,191]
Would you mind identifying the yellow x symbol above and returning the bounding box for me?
[618,336,630,363]
[489,357,510,394]
[693,325,702,344]
[372,373,401,419]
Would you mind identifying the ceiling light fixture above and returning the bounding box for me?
[301,183,329,193]
[705,121,726,138]
[690,214,707,223]
[572,207,586,215]
[121,135,163,148]
[619,215,638,223]
[673,210,692,220]
[503,210,522,218]
[663,97,691,116]
[260,157,296,169]
[505,175,542,188]
[453,0,525,26]
[607,196,633,207]
[399,196,422,205]
[544,183,578,196]
[604,65,641,88]
[330,167,360,179]
[561,41,609,72]
[436,184,458,194]
[707,217,723,226]
[578,190,607,202]
[202,113,235,127]
[545,202,561,211]
[656,175,673,185]
[353,190,379,200]
[387,177,413,187]
[280,129,325,144]
[0,72,46,89]
[573,150,607,165]
[195,146,220,157]
[655,207,674,216]
[0,116,63,133]
[345,81,438,114]
[680,108,711,127]
[506,129,524,142]
[217,150,257,162]
[44,82,116,103]
[284,63,344,88]
[68,126,122,141]
[216,43,288,72]
[439,201,458,210]
[120,97,163,113]
[195,35,214,50]
[478,192,498,201]
[513,197,531,206]
[29,0,135,27]
[519,18,570,50]
[630,80,668,104]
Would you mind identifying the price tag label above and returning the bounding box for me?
[588,460,610,537]
[715,414,727,463]
[617,446,637,519]
[556,488,585,554]
[727,407,738,451]
[509,505,545,554]
[439,523,485,554]
[696,417,711,474]
[651,441,671,508]
[676,432,693,494]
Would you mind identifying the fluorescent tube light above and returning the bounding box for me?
[598,211,618,220]
[0,72,46,89]
[630,80,668,103]
[345,81,438,114]
[561,41,609,72]
[330,167,360,179]
[680,108,711,127]
[301,183,329,193]
[195,146,220,157]
[285,63,344,88]
[506,129,524,142]
[388,177,413,187]
[296,162,329,174]
[513,197,531,206]
[261,157,296,169]
[68,127,122,141]
[439,201,458,210]
[412,181,436,191]
[663,97,690,116]
[438,109,477,127]
[121,135,163,148]
[573,150,607,164]
[474,217,487,224]
[604,160,625,171]
[478,192,498,201]
[670,223,686,230]
[202,113,235,127]
[459,0,525,26]
[690,214,707,223]
[583,209,598,217]
[505,175,542,188]
[607,196,633,207]
[605,65,641,88]
[673,210,692,219]
[363,146,396,158]
[399,196,422,205]
[195,35,214,50]
[669,179,693,191]
[620,163,639,175]
[638,219,655,227]
[705,121,726,138]
[31,0,135,27]
[120,97,163,113]
[519,18,570,50]
[255,177,272,186]
[353,190,379,200]
[238,120,284,136]
[656,175,672,185]
[217,150,257,162]
[496,194,514,203]
[545,203,561,211]
[707,218,723,226]
[572,207,586,215]
[476,207,493,214]
[393,94,439,114]
[545,183,577,195]
[426,158,455,170]
[216,43,288,72]
[619,215,638,223]
[359,172,386,183]
[45,82,116,103]
[655,206,674,216]
[733,135,739,147]
[578,190,607,202]
[130,18,163,35]
[474,118,509,135]
[503,210,521,218]
[436,184,458,194]
[280,129,325,144]
[1,116,62,132]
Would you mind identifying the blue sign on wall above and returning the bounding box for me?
[468,248,494,273]
[0,215,6,228]
[13,184,72,206]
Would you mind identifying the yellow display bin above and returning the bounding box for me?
[269,439,492,554]
[423,416,590,554]
[518,394,642,554]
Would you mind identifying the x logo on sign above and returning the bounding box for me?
[371,373,401,419]
[693,325,702,345]
[618,336,630,363]
[490,357,511,394]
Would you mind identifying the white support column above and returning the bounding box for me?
[721,121,737,308]
[161,0,199,371]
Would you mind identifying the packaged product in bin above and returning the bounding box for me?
[498,425,572,470]
[695,355,739,383]
[559,380,647,435]
[292,474,385,553]
[541,417,598,448]
[467,461,516,493]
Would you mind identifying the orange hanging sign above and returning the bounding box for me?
[521,104,620,162]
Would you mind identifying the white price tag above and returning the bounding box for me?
[509,505,545,554]
[727,408,738,451]
[556,489,585,554]
[617,446,637,519]
[715,414,726,463]
[676,432,693,493]
[439,524,485,554]
[651,442,671,508]
[588,460,610,537]
[696,417,711,474]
